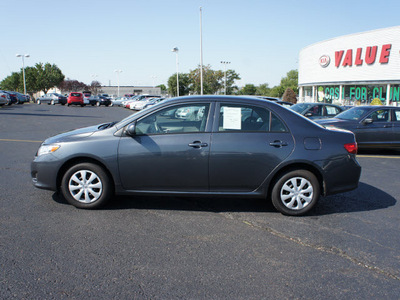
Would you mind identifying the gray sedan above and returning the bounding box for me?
[31,96,361,216]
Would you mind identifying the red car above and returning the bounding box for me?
[67,92,84,107]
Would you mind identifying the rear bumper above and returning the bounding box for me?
[315,155,361,196]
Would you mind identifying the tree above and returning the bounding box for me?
[282,88,297,104]
[58,79,88,93]
[189,65,224,95]
[239,84,257,95]
[280,70,298,94]
[89,81,102,95]
[167,73,190,96]
[0,72,21,91]
[223,69,241,95]
[32,62,65,94]
[157,84,167,93]
[256,83,270,96]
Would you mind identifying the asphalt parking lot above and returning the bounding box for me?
[1,103,400,299]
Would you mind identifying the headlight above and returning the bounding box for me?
[37,144,61,156]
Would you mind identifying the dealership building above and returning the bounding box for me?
[298,26,400,105]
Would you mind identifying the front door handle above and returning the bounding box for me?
[188,141,208,148]
[269,140,288,148]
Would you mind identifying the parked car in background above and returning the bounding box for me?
[37,93,67,105]
[88,95,112,106]
[111,96,128,107]
[67,92,84,106]
[276,101,293,108]
[133,97,166,110]
[0,91,10,106]
[31,96,361,216]
[316,105,400,149]
[2,91,18,105]
[255,96,281,102]
[290,103,343,120]
[13,92,29,104]
[82,91,92,105]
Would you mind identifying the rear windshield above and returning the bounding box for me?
[70,93,82,97]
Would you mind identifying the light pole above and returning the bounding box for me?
[114,70,122,97]
[199,7,203,95]
[171,47,179,97]
[16,54,30,96]
[221,61,231,95]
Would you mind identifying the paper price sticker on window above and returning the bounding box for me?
[223,107,242,130]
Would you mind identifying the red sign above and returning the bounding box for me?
[334,44,391,67]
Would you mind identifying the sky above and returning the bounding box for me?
[2,0,400,89]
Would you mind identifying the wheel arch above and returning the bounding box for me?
[56,157,115,192]
[267,162,325,200]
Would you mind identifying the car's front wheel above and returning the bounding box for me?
[271,170,320,216]
[61,163,112,209]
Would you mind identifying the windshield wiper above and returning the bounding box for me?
[98,121,117,130]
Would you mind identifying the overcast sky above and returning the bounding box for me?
[2,0,400,88]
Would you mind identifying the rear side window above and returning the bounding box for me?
[218,104,287,132]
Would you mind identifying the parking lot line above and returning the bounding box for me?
[0,138,42,143]
[357,155,400,159]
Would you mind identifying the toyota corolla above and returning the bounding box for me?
[31,96,361,215]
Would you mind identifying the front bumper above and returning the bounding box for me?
[31,156,62,191]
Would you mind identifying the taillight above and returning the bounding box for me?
[344,142,357,154]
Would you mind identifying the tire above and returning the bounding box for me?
[37,100,41,105]
[271,170,320,216]
[61,163,113,209]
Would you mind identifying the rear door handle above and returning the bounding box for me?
[269,140,288,148]
[188,141,208,148]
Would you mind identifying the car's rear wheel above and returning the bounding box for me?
[271,170,320,216]
[61,163,112,209]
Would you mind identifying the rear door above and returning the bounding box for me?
[209,103,294,193]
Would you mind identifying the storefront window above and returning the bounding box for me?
[314,85,400,105]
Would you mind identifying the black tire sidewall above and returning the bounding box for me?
[61,163,112,209]
[271,170,320,216]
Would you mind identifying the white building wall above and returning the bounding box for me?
[299,26,400,86]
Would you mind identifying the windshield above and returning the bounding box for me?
[290,103,313,113]
[334,106,371,121]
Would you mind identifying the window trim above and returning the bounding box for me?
[134,102,213,136]
[213,102,289,133]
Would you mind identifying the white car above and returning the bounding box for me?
[111,97,127,107]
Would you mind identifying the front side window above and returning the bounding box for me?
[218,104,286,132]
[366,109,390,122]
[393,109,400,121]
[135,103,210,135]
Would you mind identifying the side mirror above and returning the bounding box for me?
[125,123,136,136]
[362,118,373,125]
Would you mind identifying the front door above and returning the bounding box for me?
[356,108,393,147]
[118,103,212,191]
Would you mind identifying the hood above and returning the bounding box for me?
[43,124,104,144]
